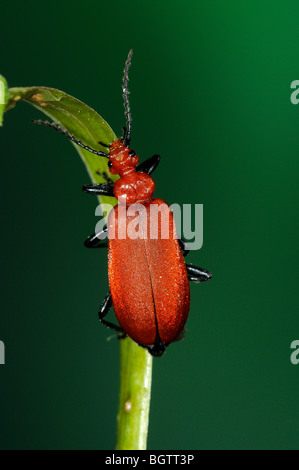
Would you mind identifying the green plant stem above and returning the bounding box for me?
[2,83,154,450]
[116,337,153,450]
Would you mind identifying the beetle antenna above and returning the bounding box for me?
[122,49,133,146]
[32,119,109,158]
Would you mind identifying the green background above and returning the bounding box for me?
[1,0,298,450]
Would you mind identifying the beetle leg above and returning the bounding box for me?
[84,227,108,248]
[178,238,190,257]
[136,154,161,175]
[147,338,167,357]
[186,264,212,283]
[95,169,114,185]
[99,292,125,334]
[138,339,167,357]
[82,183,114,196]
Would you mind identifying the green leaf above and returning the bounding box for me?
[2,84,153,450]
[6,86,118,206]
[0,75,8,126]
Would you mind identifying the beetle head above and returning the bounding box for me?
[108,140,139,176]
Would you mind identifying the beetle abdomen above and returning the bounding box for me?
[108,199,190,347]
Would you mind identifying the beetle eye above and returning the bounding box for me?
[108,161,112,168]
[129,150,136,157]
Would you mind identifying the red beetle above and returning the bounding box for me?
[33,50,212,356]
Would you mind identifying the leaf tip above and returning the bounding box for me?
[0,75,8,126]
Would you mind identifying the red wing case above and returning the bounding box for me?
[108,198,190,346]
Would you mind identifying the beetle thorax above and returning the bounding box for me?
[113,172,155,205]
[108,140,155,204]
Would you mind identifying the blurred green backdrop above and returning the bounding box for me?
[1,0,298,450]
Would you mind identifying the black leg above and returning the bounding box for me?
[82,183,114,196]
[186,264,212,283]
[98,292,124,334]
[84,227,108,248]
[98,140,110,148]
[137,335,167,357]
[146,337,167,357]
[95,169,114,185]
[136,154,161,175]
[178,238,190,257]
